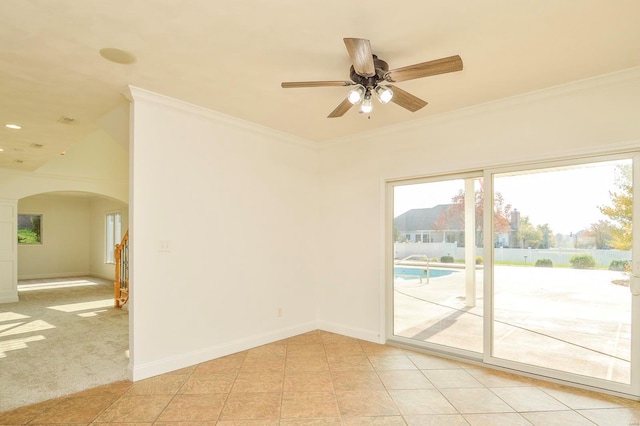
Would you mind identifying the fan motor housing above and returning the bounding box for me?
[350,55,389,88]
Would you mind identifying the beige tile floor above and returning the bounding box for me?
[1,330,640,425]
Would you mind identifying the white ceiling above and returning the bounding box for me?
[1,1,639,171]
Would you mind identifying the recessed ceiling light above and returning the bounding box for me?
[99,48,136,64]
[5,123,21,130]
[0,148,4,152]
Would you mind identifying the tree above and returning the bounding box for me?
[434,180,512,247]
[31,215,41,241]
[585,220,614,249]
[599,164,632,250]
[493,191,513,235]
[518,216,542,248]
[536,223,556,249]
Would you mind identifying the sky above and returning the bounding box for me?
[394,159,629,235]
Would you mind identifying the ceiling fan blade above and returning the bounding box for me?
[327,98,353,118]
[343,38,375,77]
[385,55,463,83]
[387,85,428,112]
[281,81,353,88]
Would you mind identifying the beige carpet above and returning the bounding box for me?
[0,277,129,412]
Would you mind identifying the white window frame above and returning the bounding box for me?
[105,211,122,264]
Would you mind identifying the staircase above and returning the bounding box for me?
[114,230,129,308]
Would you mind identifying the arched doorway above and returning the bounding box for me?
[0,191,129,411]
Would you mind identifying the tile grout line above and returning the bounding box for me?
[86,385,129,425]
[367,346,409,421]
[280,339,290,423]
[219,350,246,422]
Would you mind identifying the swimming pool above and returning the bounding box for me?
[394,267,455,280]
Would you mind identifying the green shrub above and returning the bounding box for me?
[535,258,553,268]
[570,254,596,269]
[609,260,630,271]
[475,256,483,265]
[440,255,454,263]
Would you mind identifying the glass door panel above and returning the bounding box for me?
[392,176,483,354]
[490,159,633,385]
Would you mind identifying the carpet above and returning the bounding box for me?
[0,277,129,412]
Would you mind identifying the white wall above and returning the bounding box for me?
[317,68,640,341]
[90,197,129,280]
[129,87,320,379]
[18,194,91,279]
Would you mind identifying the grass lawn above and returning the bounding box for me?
[18,228,41,244]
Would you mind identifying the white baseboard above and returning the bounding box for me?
[88,273,113,281]
[18,271,91,280]
[317,320,384,344]
[130,321,318,381]
[0,291,18,304]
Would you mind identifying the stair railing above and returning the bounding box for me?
[114,230,129,308]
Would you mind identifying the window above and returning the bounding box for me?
[105,212,122,263]
[18,214,43,244]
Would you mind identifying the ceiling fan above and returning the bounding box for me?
[281,38,463,118]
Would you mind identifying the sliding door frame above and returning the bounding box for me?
[482,152,640,397]
[386,170,484,362]
[386,150,640,398]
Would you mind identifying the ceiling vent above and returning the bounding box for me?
[57,116,76,125]
[30,143,44,149]
[13,159,23,164]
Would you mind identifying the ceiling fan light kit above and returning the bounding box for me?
[374,85,393,104]
[348,84,366,104]
[281,38,463,118]
[361,93,373,113]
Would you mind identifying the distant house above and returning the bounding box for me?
[394,204,464,244]
[396,205,522,248]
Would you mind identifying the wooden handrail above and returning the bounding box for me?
[114,230,129,308]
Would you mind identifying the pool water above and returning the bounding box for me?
[394,267,455,280]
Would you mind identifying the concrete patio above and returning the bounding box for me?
[394,265,632,384]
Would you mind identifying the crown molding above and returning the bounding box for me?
[322,66,640,149]
[127,86,318,151]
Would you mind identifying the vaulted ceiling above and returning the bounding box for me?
[1,1,639,171]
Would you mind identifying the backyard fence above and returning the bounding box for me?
[394,242,631,268]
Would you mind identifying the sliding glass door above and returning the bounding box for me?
[388,153,639,396]
[485,156,639,394]
[390,173,484,356]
